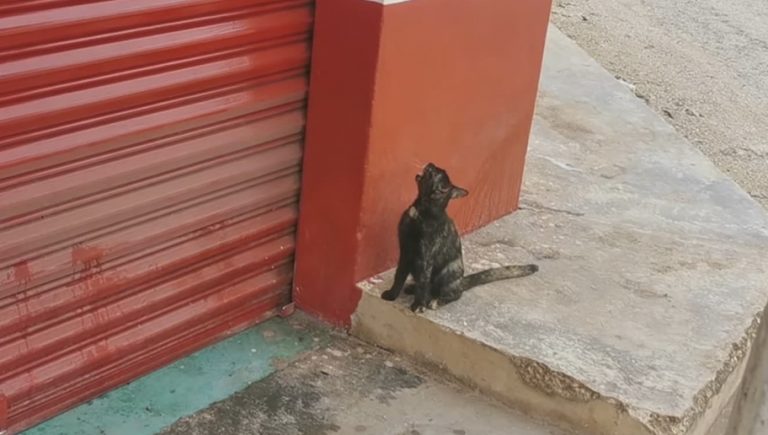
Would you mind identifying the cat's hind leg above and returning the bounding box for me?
[437,280,463,306]
[429,260,464,309]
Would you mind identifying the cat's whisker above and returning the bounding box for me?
[409,158,422,169]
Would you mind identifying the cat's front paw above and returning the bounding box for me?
[381,290,398,301]
[410,301,426,313]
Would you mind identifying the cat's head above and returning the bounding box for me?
[415,163,468,208]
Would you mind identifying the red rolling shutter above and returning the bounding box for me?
[0,1,313,432]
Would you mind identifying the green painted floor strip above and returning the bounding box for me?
[24,316,328,435]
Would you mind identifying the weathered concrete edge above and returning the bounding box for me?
[351,286,761,435]
[676,313,758,435]
[351,288,652,435]
[725,303,768,435]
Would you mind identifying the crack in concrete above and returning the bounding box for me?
[518,201,586,217]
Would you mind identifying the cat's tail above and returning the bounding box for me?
[459,264,538,292]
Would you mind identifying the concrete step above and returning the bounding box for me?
[351,26,768,435]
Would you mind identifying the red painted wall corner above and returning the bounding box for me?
[292,0,384,328]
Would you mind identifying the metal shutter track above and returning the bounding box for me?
[0,1,312,432]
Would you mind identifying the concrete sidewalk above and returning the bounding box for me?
[354,26,768,435]
[161,317,570,435]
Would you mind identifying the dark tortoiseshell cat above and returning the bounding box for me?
[381,163,538,312]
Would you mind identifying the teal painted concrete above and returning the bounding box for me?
[24,316,329,435]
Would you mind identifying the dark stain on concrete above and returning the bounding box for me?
[162,373,340,435]
[160,339,424,435]
[373,364,423,405]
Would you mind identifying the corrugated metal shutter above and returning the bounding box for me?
[0,1,313,432]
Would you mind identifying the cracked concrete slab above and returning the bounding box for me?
[352,26,768,435]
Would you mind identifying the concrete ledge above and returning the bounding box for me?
[352,26,768,435]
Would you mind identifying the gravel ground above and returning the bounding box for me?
[551,0,768,209]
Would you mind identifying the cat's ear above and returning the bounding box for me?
[451,186,468,199]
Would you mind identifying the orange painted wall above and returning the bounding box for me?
[294,0,552,327]
[355,0,552,280]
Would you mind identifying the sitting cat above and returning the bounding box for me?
[381,162,538,312]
